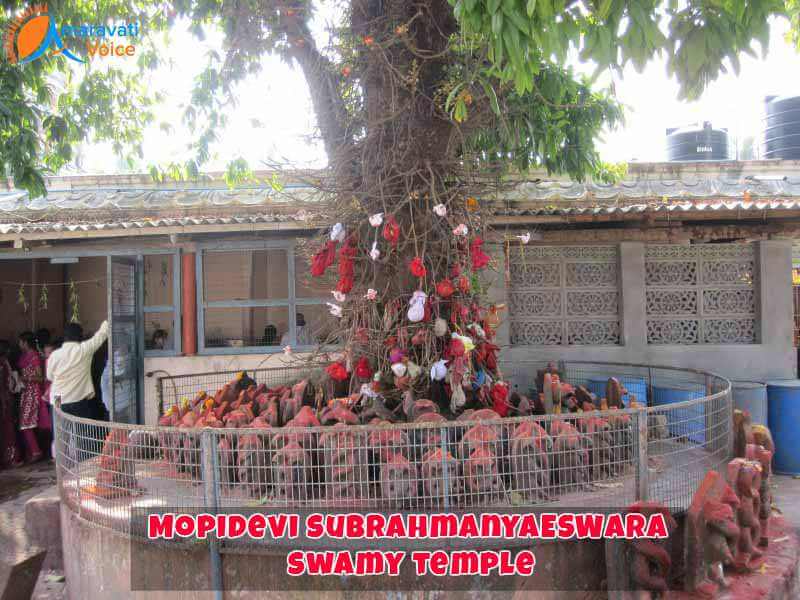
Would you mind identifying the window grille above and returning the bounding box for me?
[645,244,758,345]
[142,253,180,355]
[509,246,621,346]
[198,243,332,353]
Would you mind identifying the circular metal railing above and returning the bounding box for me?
[55,360,732,542]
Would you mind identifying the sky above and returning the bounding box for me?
[77,12,800,175]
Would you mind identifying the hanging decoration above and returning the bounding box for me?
[516,232,531,244]
[311,241,337,277]
[453,224,468,237]
[435,278,454,299]
[368,213,383,227]
[364,288,378,301]
[336,237,356,293]
[407,291,427,323]
[355,357,373,379]
[68,280,80,323]
[470,237,491,270]
[409,257,426,278]
[326,362,349,382]
[433,204,447,217]
[369,242,380,261]
[17,284,28,313]
[330,222,346,243]
[382,216,400,247]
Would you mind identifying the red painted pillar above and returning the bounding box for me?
[181,252,198,356]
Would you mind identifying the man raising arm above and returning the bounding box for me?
[48,321,109,419]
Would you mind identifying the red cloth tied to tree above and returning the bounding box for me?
[311,241,337,277]
[382,215,400,247]
[336,237,357,293]
[409,256,426,278]
[355,357,373,379]
[475,341,500,371]
[470,237,490,270]
[456,275,470,294]
[436,278,455,298]
[445,337,465,359]
[490,382,509,417]
[326,362,349,382]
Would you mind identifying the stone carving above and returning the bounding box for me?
[509,420,551,501]
[566,320,620,345]
[319,424,369,501]
[509,262,561,288]
[646,319,700,344]
[565,261,618,287]
[645,243,757,345]
[509,245,621,347]
[91,429,137,497]
[702,289,755,315]
[509,320,563,346]
[685,470,741,597]
[509,291,561,316]
[726,458,765,572]
[703,318,756,344]
[746,443,773,548]
[646,289,698,315]
[609,502,678,598]
[565,290,619,316]
[549,419,590,491]
[733,410,775,548]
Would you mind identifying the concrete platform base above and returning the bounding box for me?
[25,487,62,571]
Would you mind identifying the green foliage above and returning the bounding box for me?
[460,65,624,180]
[450,0,788,99]
[1,0,798,197]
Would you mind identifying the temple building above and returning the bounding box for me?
[2,159,798,424]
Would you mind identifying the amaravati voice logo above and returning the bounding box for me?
[4,4,84,64]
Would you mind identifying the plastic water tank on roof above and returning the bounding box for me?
[666,121,730,162]
[763,95,800,160]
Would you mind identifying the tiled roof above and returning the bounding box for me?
[2,166,800,237]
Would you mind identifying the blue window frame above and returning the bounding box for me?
[196,241,332,354]
[141,253,182,357]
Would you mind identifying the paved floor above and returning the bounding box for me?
[0,460,65,599]
[773,474,800,529]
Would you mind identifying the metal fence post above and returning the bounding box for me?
[156,377,164,418]
[636,407,649,502]
[201,430,224,599]
[439,426,450,510]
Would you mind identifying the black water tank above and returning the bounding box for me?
[666,122,730,161]
[763,95,800,159]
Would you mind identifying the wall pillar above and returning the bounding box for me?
[758,239,794,376]
[619,242,647,349]
[488,243,510,348]
[181,252,198,356]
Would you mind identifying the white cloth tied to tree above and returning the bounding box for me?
[407,290,427,323]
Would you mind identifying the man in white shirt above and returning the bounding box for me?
[47,320,109,418]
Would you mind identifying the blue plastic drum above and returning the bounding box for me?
[652,385,706,444]
[587,377,649,406]
[766,379,800,475]
[731,381,768,426]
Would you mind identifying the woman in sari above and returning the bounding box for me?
[0,340,23,468]
[17,332,43,462]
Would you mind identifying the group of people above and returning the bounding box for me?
[0,320,109,468]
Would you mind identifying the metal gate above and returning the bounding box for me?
[108,256,141,423]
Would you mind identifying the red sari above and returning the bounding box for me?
[17,350,42,430]
[0,358,22,467]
